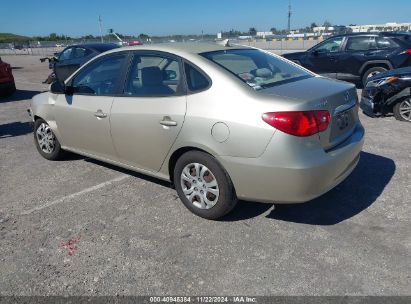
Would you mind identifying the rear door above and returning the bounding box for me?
[338,36,379,78]
[110,51,187,172]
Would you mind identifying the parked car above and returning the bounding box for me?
[128,40,143,46]
[0,57,16,97]
[29,43,364,219]
[54,43,120,83]
[283,32,411,86]
[360,66,411,122]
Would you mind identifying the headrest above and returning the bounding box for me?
[142,66,163,86]
[254,68,273,78]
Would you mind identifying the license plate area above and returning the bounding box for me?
[335,109,353,131]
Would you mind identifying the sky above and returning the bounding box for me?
[1,0,410,37]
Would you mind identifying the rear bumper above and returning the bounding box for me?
[219,123,365,204]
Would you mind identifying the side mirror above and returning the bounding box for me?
[312,50,320,56]
[64,85,75,95]
[50,81,65,94]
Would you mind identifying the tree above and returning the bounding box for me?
[138,33,149,41]
[310,22,318,29]
[249,27,257,36]
[270,27,278,34]
[323,21,332,29]
[81,34,95,40]
[49,33,58,41]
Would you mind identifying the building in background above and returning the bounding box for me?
[348,22,411,33]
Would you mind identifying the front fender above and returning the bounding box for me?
[30,92,64,143]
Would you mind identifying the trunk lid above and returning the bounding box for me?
[259,76,359,150]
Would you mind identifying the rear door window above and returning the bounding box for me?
[73,47,92,59]
[123,54,182,97]
[345,36,376,51]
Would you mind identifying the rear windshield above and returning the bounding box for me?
[200,49,312,90]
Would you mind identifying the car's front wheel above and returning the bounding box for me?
[393,97,411,122]
[34,119,65,160]
[174,151,237,220]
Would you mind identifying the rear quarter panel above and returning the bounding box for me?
[159,55,277,175]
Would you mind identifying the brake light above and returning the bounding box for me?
[401,49,411,55]
[262,111,330,137]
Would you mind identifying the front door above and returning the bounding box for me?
[305,36,345,77]
[54,52,129,159]
[110,52,186,171]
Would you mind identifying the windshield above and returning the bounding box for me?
[200,49,312,90]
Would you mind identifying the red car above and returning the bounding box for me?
[128,40,143,46]
[0,57,16,97]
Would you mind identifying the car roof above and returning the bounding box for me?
[67,43,120,52]
[116,42,252,56]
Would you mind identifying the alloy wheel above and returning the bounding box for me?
[36,123,56,154]
[399,98,411,121]
[180,163,220,209]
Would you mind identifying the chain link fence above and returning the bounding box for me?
[0,37,323,56]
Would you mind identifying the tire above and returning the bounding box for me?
[362,67,387,86]
[0,83,16,97]
[393,97,411,122]
[34,118,65,160]
[173,151,238,220]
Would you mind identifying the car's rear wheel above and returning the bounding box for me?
[174,151,237,220]
[393,97,411,122]
[362,67,387,86]
[34,119,65,160]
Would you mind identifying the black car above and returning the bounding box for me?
[54,43,120,83]
[283,32,411,86]
[360,66,411,122]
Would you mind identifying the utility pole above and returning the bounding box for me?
[287,0,292,33]
[98,15,104,43]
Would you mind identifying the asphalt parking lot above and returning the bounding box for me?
[0,55,410,296]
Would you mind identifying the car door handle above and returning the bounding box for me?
[159,116,177,127]
[94,110,107,118]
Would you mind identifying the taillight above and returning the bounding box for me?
[262,111,330,137]
[401,49,411,55]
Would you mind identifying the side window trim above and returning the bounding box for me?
[68,51,131,97]
[182,60,212,95]
[119,50,187,98]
